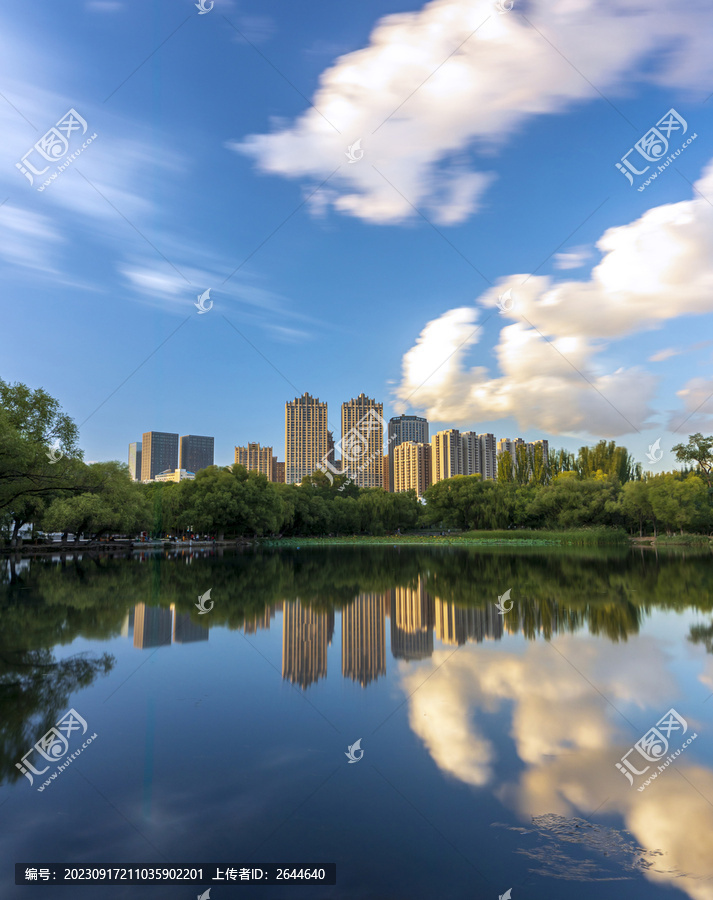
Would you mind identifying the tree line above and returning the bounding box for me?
[2,378,713,542]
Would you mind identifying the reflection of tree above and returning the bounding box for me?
[688,621,713,654]
[1,544,711,781]
[0,650,113,786]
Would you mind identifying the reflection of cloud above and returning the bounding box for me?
[400,634,713,898]
[400,653,494,786]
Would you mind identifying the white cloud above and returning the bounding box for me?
[0,203,62,273]
[553,245,591,270]
[668,377,713,433]
[233,0,713,224]
[396,159,713,435]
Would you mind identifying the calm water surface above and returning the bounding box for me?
[1,545,712,900]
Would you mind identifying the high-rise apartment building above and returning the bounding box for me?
[274,462,285,484]
[340,393,384,488]
[479,433,497,481]
[461,432,481,477]
[141,432,178,482]
[285,393,328,484]
[528,439,549,463]
[179,435,214,474]
[460,431,497,481]
[431,429,462,484]
[235,443,274,480]
[387,415,429,492]
[382,454,389,491]
[128,442,142,482]
[393,441,432,497]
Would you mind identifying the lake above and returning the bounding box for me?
[1,545,712,899]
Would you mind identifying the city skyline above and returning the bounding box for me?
[129,395,552,488]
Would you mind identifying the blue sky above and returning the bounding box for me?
[2,0,713,468]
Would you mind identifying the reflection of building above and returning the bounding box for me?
[121,607,135,638]
[342,593,387,686]
[141,431,179,482]
[172,608,210,643]
[282,601,335,688]
[128,442,142,482]
[435,600,504,645]
[390,581,435,660]
[242,605,277,634]
[179,434,214,474]
[388,415,429,493]
[435,599,468,645]
[285,393,328,484]
[133,604,172,649]
[341,394,384,488]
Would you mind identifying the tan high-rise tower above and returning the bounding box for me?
[340,393,384,488]
[285,393,328,484]
[431,429,462,484]
[235,442,274,480]
[393,441,432,497]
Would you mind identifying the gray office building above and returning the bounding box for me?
[141,431,179,481]
[387,415,429,492]
[179,434,214,474]
[128,442,142,482]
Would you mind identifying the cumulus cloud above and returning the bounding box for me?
[232,0,713,224]
[395,159,713,435]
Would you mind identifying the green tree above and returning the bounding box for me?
[672,433,713,489]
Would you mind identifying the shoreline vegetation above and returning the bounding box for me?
[3,379,713,555]
[4,530,712,556]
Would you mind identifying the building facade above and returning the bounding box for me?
[141,432,179,482]
[340,393,384,488]
[235,442,274,480]
[285,393,328,484]
[393,441,432,497]
[479,433,497,480]
[387,415,429,492]
[431,429,462,483]
[154,468,195,483]
[179,435,214,474]
[128,441,142,482]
